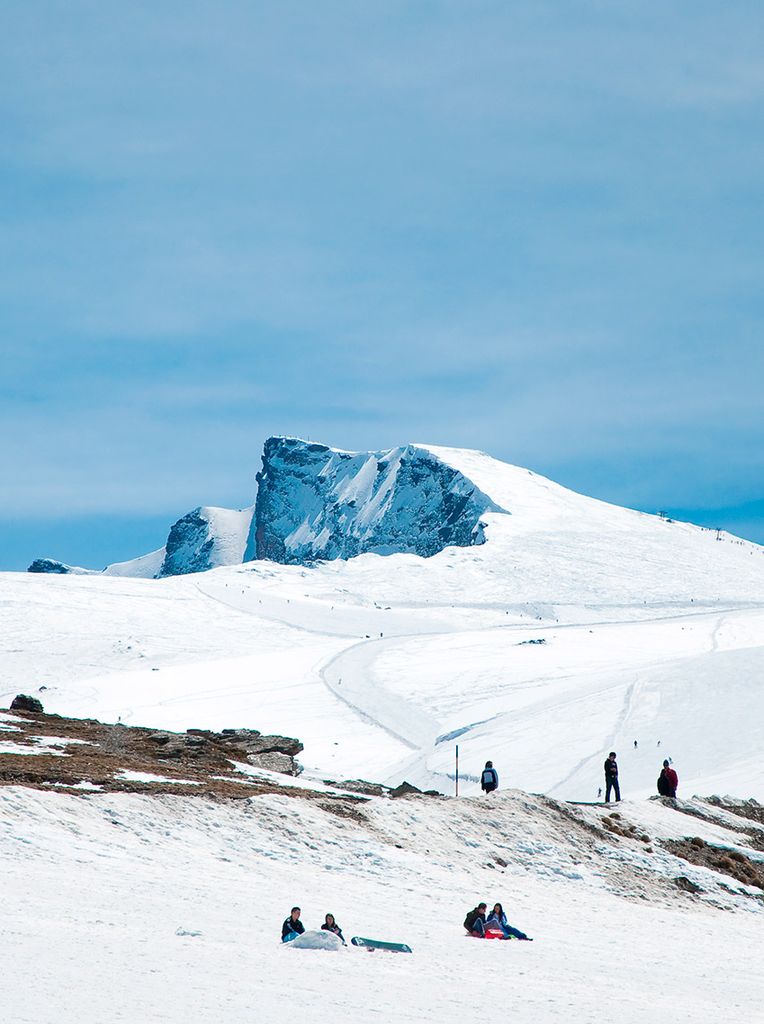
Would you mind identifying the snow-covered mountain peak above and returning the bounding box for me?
[246,436,507,564]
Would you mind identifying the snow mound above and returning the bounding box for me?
[285,930,344,951]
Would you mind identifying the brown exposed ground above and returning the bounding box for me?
[661,836,764,891]
[0,707,365,806]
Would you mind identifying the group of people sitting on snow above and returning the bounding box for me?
[463,902,532,941]
[281,906,345,944]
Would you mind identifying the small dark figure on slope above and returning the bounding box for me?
[481,761,499,794]
[604,751,620,803]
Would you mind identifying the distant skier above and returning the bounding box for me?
[464,903,488,936]
[486,902,532,941]
[321,913,345,944]
[481,761,499,793]
[657,759,678,798]
[633,740,638,749]
[597,787,602,800]
[604,751,620,802]
[281,907,305,943]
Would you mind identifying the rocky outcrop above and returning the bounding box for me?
[216,728,304,757]
[246,437,506,564]
[10,694,44,713]
[142,726,302,774]
[27,559,93,575]
[158,506,253,577]
[27,436,508,574]
[29,507,252,579]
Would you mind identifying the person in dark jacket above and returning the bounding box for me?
[486,902,532,941]
[657,759,678,798]
[604,751,620,802]
[464,903,487,936]
[481,761,499,793]
[281,906,305,943]
[321,913,345,944]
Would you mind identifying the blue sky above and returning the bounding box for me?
[1,2,763,570]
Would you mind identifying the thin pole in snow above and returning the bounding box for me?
[455,744,459,798]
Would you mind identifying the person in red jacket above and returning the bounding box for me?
[660,759,678,798]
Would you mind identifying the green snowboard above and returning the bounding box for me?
[351,936,412,953]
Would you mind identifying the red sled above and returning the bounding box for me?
[467,928,506,940]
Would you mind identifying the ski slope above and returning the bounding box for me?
[3,444,764,801]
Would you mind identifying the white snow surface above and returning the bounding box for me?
[4,443,764,1021]
[4,444,764,798]
[1,786,763,1023]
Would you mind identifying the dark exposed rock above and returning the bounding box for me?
[10,694,44,713]
[158,509,215,577]
[217,730,303,757]
[247,437,507,565]
[674,876,703,894]
[390,781,422,798]
[27,559,74,574]
[247,751,301,775]
[334,779,390,797]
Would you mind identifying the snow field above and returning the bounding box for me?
[2,787,762,1024]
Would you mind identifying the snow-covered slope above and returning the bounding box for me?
[4,439,764,803]
[7,438,764,801]
[6,438,764,1022]
[2,783,763,1024]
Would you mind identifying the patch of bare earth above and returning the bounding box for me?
[0,709,366,811]
[661,836,764,892]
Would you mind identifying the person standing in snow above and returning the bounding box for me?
[604,751,620,802]
[481,761,499,793]
[464,903,488,936]
[486,902,532,941]
[657,759,678,798]
[281,907,305,943]
[321,913,345,944]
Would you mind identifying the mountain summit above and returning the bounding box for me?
[26,436,763,591]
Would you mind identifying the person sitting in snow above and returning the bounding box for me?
[463,902,488,936]
[321,913,345,944]
[485,902,532,941]
[657,759,678,798]
[281,906,305,943]
[481,761,499,793]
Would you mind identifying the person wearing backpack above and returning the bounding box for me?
[657,759,678,798]
[481,761,499,793]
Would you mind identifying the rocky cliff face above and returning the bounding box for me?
[158,506,253,577]
[245,437,505,564]
[28,507,252,579]
[27,437,508,575]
